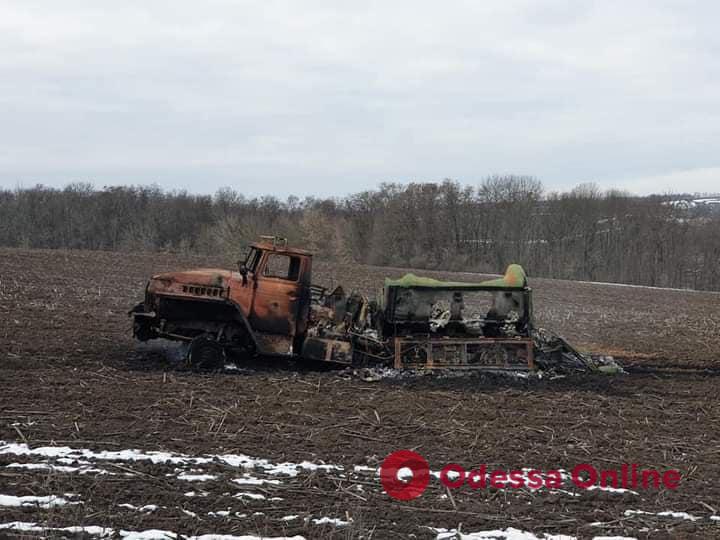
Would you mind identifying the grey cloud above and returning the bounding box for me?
[1,1,719,196]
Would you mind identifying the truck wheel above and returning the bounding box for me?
[188,337,225,371]
[133,321,155,342]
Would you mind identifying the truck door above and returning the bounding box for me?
[249,252,303,337]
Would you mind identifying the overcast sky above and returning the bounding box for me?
[1,1,719,197]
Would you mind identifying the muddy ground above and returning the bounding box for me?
[1,248,720,539]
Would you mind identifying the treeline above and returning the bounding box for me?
[1,178,719,290]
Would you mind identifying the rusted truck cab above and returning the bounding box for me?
[233,239,313,352]
[131,237,314,367]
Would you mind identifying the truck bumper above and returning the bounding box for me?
[129,302,158,341]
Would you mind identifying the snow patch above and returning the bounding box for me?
[233,492,265,500]
[219,454,341,477]
[433,527,575,539]
[208,511,231,517]
[353,465,378,473]
[0,522,305,540]
[120,531,177,540]
[0,522,112,536]
[586,485,638,495]
[0,441,341,479]
[6,462,110,475]
[311,517,351,527]
[184,491,209,497]
[119,503,159,512]
[625,509,700,521]
[188,536,305,540]
[178,473,217,482]
[0,494,77,508]
[232,475,281,486]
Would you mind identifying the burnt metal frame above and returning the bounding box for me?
[385,283,534,370]
[384,285,534,332]
[393,336,535,370]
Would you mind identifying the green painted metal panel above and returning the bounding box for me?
[384,264,528,290]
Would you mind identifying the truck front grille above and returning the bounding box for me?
[181,285,225,298]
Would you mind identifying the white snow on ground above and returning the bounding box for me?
[0,522,113,536]
[432,511,719,539]
[0,522,305,540]
[118,503,159,512]
[311,517,351,526]
[0,494,77,508]
[5,439,711,539]
[432,529,638,540]
[6,462,111,475]
[184,491,209,497]
[0,440,643,501]
[219,454,340,476]
[0,442,195,465]
[177,473,217,482]
[433,527,576,539]
[655,511,700,521]
[232,475,281,485]
[586,485,638,495]
[233,492,265,500]
[624,509,700,521]
[0,441,341,478]
[188,536,305,540]
[121,530,177,539]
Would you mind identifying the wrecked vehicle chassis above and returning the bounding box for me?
[130,238,539,371]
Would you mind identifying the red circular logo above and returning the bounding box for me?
[380,450,430,500]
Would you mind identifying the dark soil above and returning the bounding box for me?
[1,248,719,539]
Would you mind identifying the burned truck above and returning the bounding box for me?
[131,237,554,371]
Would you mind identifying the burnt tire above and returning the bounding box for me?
[188,337,225,371]
[133,320,155,342]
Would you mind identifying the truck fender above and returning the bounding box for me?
[226,298,259,351]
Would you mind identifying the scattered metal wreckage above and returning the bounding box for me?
[130,236,617,373]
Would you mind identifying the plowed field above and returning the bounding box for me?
[1,248,719,539]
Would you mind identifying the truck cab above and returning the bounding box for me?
[131,236,314,367]
[234,238,313,353]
